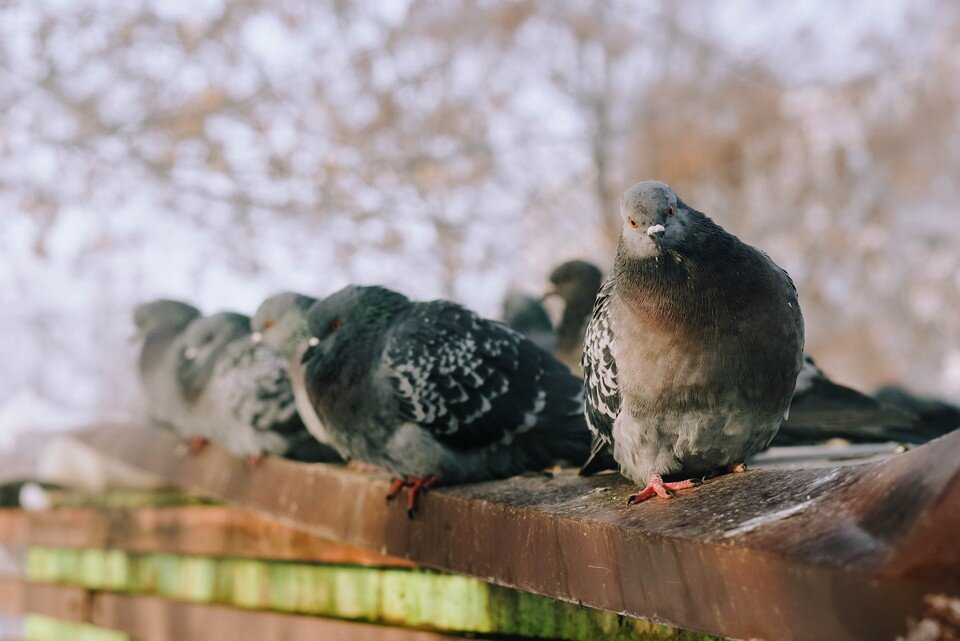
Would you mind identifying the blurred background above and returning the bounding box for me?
[1,0,958,425]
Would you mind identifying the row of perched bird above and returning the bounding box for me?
[134,181,957,514]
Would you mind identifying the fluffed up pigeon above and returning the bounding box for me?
[176,311,341,464]
[251,292,342,459]
[581,181,805,503]
[133,300,202,431]
[536,264,920,448]
[300,285,590,515]
[501,292,556,354]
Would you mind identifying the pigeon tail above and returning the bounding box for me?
[578,434,617,476]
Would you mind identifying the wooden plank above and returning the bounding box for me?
[0,580,90,623]
[76,423,960,641]
[2,580,473,641]
[0,577,25,614]
[0,507,414,568]
[91,591,471,641]
[22,547,712,640]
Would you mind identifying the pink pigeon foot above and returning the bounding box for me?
[627,474,697,504]
[186,436,208,454]
[386,475,439,518]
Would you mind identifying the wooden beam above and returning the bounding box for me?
[90,591,470,641]
[0,577,25,614]
[0,506,414,567]
[0,579,90,622]
[76,423,960,641]
[0,579,469,641]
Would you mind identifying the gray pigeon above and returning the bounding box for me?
[174,312,339,464]
[300,285,590,515]
[543,266,918,449]
[251,292,342,458]
[874,385,960,441]
[544,260,604,374]
[775,356,918,445]
[581,181,804,503]
[501,291,556,353]
[133,299,202,431]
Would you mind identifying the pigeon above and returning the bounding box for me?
[250,292,342,458]
[544,260,604,374]
[133,299,202,431]
[581,181,805,503]
[874,385,960,441]
[774,356,919,445]
[501,292,556,353]
[299,285,590,515]
[543,268,919,450]
[174,312,339,464]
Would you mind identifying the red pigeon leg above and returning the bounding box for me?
[385,475,439,517]
[245,453,265,468]
[627,474,697,505]
[405,475,438,518]
[186,436,208,454]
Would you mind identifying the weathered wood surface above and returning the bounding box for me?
[0,579,470,641]
[22,546,707,640]
[74,423,960,641]
[0,506,414,567]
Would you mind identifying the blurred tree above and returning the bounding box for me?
[0,0,958,411]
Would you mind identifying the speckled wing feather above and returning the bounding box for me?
[383,301,579,451]
[579,279,620,474]
[582,279,620,440]
[217,341,302,436]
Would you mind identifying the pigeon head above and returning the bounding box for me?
[619,181,690,257]
[547,260,604,304]
[180,312,249,364]
[301,285,410,364]
[251,292,317,358]
[502,292,551,329]
[133,300,200,338]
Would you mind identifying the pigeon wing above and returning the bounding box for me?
[580,279,620,465]
[383,301,554,451]
[219,341,302,435]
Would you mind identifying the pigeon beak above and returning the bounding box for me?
[250,332,263,344]
[646,224,666,240]
[184,346,198,360]
[540,290,558,303]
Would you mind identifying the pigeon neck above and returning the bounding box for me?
[556,282,601,352]
[140,327,183,375]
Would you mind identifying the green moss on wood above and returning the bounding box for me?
[24,615,130,641]
[26,547,718,640]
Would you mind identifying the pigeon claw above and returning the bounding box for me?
[386,475,438,518]
[627,474,697,505]
[727,462,747,474]
[245,453,265,468]
[186,437,209,454]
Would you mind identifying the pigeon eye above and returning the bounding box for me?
[628,218,639,229]
[329,319,343,332]
[667,207,675,218]
[264,320,275,330]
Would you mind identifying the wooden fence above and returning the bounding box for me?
[1,423,959,641]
